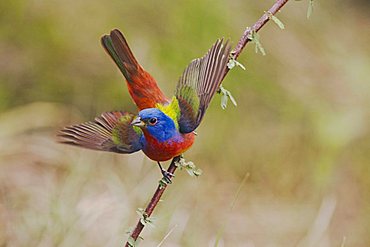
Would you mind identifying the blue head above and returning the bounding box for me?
[131,108,179,142]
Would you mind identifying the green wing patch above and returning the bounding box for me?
[175,39,231,133]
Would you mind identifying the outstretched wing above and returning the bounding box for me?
[58,111,142,154]
[175,39,231,133]
[101,29,168,110]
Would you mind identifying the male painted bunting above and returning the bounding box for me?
[59,29,231,180]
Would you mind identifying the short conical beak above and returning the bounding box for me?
[131,116,145,127]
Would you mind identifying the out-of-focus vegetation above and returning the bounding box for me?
[1,0,370,246]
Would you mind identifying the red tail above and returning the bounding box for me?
[101,29,168,109]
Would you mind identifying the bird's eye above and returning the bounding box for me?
[148,117,157,125]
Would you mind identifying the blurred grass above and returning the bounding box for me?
[1,0,370,246]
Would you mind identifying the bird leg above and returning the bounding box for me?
[157,162,174,184]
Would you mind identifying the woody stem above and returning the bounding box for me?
[125,156,180,246]
[222,0,289,80]
[125,0,290,245]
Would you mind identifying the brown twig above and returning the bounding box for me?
[223,0,290,80]
[125,156,181,246]
[125,0,290,245]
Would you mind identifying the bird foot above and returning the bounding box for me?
[161,169,174,184]
[157,162,175,184]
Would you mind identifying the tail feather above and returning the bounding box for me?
[101,29,139,82]
[101,29,168,109]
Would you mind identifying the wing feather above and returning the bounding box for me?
[175,39,231,133]
[58,111,142,154]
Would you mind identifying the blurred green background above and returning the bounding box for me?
[1,0,369,246]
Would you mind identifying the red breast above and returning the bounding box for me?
[141,131,195,161]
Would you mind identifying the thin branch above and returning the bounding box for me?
[126,156,181,247]
[231,0,289,61]
[125,0,290,245]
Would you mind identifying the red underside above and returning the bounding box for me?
[142,131,195,161]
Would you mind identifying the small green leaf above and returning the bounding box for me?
[248,30,266,56]
[307,0,314,19]
[266,11,285,30]
[255,40,266,56]
[127,236,138,247]
[234,60,246,70]
[221,93,228,110]
[271,15,285,29]
[193,168,203,177]
[227,59,236,70]
[176,156,203,177]
[227,57,246,70]
[185,168,193,176]
[218,85,238,110]
[272,16,284,29]
[136,208,155,228]
[228,91,237,107]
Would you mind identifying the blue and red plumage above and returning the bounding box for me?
[133,108,196,161]
[59,29,231,173]
[141,126,195,162]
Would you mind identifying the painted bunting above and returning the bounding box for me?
[59,29,231,180]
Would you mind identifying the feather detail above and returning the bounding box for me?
[101,29,168,109]
[155,97,181,129]
[175,39,231,133]
[58,111,142,154]
[142,130,195,161]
